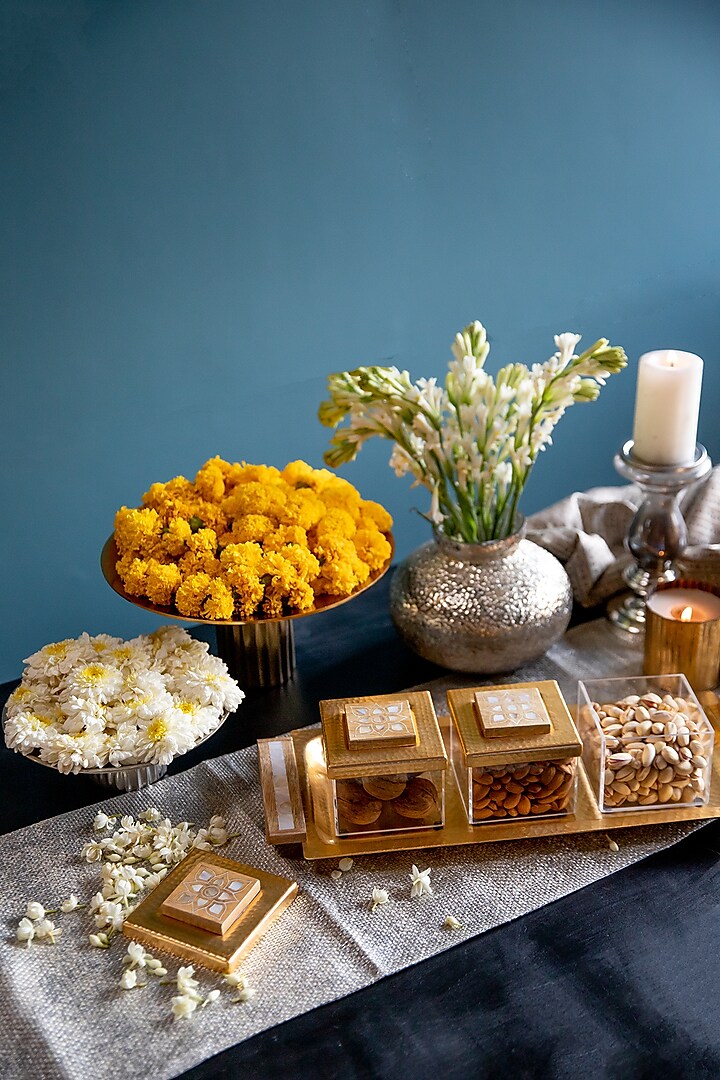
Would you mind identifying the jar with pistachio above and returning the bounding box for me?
[578,676,714,813]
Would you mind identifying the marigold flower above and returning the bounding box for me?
[175,573,213,618]
[195,459,226,502]
[359,500,394,533]
[203,580,235,621]
[144,561,182,607]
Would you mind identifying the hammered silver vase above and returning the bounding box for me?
[389,518,572,674]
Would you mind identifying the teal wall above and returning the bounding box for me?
[3,0,720,681]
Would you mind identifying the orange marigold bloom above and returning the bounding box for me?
[280,489,325,530]
[359,500,393,533]
[281,543,321,582]
[203,579,235,620]
[220,541,264,571]
[222,482,287,522]
[281,460,317,487]
[312,508,357,541]
[228,514,276,544]
[158,517,193,557]
[118,556,150,597]
[175,573,213,618]
[353,528,392,571]
[313,537,370,595]
[263,524,308,551]
[232,463,283,486]
[144,560,182,606]
[114,507,162,558]
[195,458,226,502]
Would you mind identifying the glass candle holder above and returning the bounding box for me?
[644,580,720,691]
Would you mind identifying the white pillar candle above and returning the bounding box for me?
[632,350,703,466]
[646,587,720,623]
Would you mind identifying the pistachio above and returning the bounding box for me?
[594,693,712,812]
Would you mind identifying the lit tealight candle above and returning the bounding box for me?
[645,583,720,690]
[632,350,703,466]
[647,588,720,623]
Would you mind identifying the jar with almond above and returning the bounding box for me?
[447,681,582,825]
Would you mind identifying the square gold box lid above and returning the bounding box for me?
[447,680,582,768]
[321,690,447,779]
[123,849,298,974]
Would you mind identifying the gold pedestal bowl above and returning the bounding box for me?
[100,535,393,688]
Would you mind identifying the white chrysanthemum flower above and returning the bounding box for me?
[23,639,77,680]
[46,731,106,774]
[134,711,196,766]
[112,670,172,725]
[174,663,244,712]
[64,662,124,704]
[60,695,109,735]
[4,707,59,755]
[166,698,223,739]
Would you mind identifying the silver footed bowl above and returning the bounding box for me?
[1,707,229,792]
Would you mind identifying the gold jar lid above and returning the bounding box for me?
[320,690,447,779]
[447,680,582,768]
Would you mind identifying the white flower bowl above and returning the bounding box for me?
[1,708,229,792]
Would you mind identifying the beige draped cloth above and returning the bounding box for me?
[527,468,720,607]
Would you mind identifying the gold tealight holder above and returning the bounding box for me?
[644,580,720,691]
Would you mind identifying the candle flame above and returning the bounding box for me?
[680,606,693,622]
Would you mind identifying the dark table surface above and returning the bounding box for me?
[3,572,720,1080]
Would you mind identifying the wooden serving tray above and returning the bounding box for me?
[291,701,720,860]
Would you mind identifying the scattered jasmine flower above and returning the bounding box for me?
[233,986,256,1003]
[607,836,619,853]
[25,901,45,921]
[93,812,113,831]
[410,864,433,899]
[338,858,353,872]
[124,942,147,969]
[223,971,249,989]
[330,870,343,882]
[34,919,61,943]
[89,932,110,948]
[16,918,34,944]
[60,894,80,913]
[171,995,198,1020]
[370,887,389,912]
[202,989,221,1006]
[443,915,462,931]
[176,965,202,1002]
[119,969,138,990]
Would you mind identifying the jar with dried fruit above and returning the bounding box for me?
[319,691,447,838]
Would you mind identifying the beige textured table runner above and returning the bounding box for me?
[0,620,703,1080]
